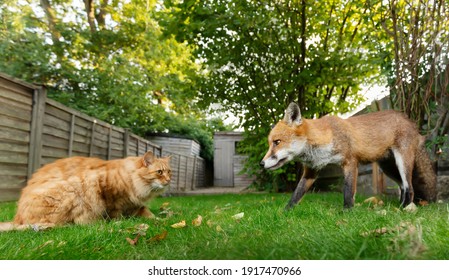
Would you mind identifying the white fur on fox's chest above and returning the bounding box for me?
[295,140,343,169]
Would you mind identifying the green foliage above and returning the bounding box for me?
[1,193,449,260]
[163,0,385,188]
[375,0,449,161]
[0,0,223,161]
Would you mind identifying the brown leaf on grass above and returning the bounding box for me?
[160,202,170,210]
[216,225,223,232]
[34,240,54,251]
[158,208,174,218]
[122,223,150,235]
[363,196,383,206]
[171,220,186,229]
[361,227,389,237]
[336,219,348,226]
[418,200,429,206]
[126,235,140,246]
[192,215,203,227]
[361,222,418,238]
[214,203,233,214]
[149,230,168,242]
[206,220,214,228]
[130,223,149,236]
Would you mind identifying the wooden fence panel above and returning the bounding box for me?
[0,73,206,201]
[0,73,166,201]
[161,150,206,194]
[0,74,36,201]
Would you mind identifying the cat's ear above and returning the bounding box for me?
[142,151,155,167]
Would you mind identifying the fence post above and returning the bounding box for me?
[68,114,75,157]
[107,126,112,160]
[191,156,197,190]
[177,154,181,191]
[124,129,129,158]
[28,86,46,177]
[89,120,96,157]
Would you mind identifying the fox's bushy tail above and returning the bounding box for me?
[412,143,437,203]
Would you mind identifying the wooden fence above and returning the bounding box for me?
[0,72,204,202]
[163,152,206,193]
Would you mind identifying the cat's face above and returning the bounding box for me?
[147,157,172,190]
[139,152,172,193]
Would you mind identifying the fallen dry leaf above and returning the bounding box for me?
[404,203,418,213]
[418,200,428,206]
[363,196,383,206]
[192,215,203,227]
[160,202,170,210]
[135,224,149,235]
[171,220,186,229]
[361,227,388,237]
[126,235,140,246]
[214,203,233,214]
[336,219,348,226]
[216,225,223,232]
[35,240,54,250]
[232,212,244,220]
[361,221,417,238]
[149,230,168,242]
[206,220,214,228]
[158,208,174,218]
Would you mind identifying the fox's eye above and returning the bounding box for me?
[273,140,281,146]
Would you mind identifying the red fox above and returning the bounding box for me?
[260,102,437,209]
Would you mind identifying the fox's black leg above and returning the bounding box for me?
[343,160,358,208]
[285,167,317,210]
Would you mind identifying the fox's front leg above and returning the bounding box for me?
[285,167,317,210]
[343,160,358,208]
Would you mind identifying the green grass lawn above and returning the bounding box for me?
[0,192,448,260]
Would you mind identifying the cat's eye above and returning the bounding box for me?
[157,170,163,175]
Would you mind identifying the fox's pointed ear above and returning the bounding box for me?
[142,151,155,167]
[283,102,302,126]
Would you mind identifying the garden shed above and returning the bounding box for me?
[146,133,200,156]
[213,131,254,188]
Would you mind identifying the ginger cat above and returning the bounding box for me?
[0,151,171,231]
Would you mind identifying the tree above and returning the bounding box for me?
[379,0,449,161]
[0,0,224,161]
[164,0,386,190]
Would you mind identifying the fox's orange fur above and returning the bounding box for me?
[261,102,437,209]
[0,151,171,231]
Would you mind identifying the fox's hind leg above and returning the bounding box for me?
[342,159,359,208]
[392,148,415,207]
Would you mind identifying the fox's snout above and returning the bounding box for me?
[260,148,276,169]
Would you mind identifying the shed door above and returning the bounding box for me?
[214,140,234,187]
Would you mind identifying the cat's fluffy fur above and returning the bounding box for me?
[0,151,171,231]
